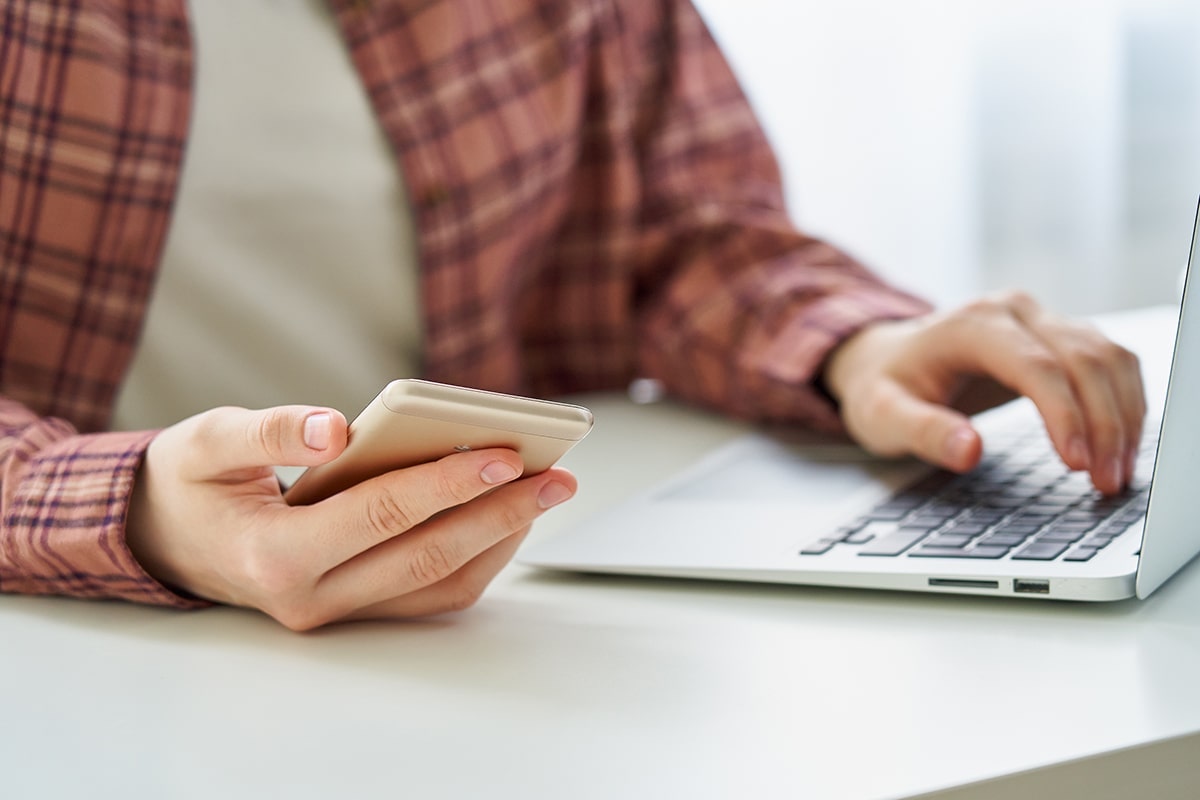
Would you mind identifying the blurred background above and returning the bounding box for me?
[694,0,1200,314]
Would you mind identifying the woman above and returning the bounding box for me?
[0,0,1143,629]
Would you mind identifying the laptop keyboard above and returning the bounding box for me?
[800,421,1158,562]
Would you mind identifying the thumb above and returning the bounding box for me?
[855,384,982,472]
[176,405,349,480]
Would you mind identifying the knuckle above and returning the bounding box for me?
[1003,288,1037,310]
[948,299,1007,340]
[1020,346,1060,376]
[236,540,327,630]
[1091,417,1124,446]
[956,297,995,319]
[1065,342,1109,375]
[1135,391,1149,418]
[269,601,329,633]
[1116,344,1142,373]
[247,408,289,460]
[962,293,1011,318]
[441,579,484,613]
[366,489,419,535]
[857,385,896,421]
[430,459,480,505]
[407,540,459,586]
[240,540,307,599]
[491,497,535,535]
[181,406,234,449]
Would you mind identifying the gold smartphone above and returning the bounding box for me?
[284,379,594,506]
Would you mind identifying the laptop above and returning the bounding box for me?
[520,201,1200,601]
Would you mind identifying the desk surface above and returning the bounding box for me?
[4,307,1199,800]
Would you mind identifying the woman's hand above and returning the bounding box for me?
[125,405,575,630]
[823,291,1146,495]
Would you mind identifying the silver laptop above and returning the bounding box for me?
[520,201,1200,601]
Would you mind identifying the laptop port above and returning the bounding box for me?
[1013,578,1050,594]
[928,578,999,589]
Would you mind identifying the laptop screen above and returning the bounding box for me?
[1135,198,1200,598]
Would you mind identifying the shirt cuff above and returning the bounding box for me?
[1,427,209,609]
[741,285,933,429]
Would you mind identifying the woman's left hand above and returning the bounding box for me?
[822,291,1146,495]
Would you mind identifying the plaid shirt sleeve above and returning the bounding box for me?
[334,0,932,429]
[0,0,933,608]
[626,1,932,429]
[0,3,200,607]
[0,402,196,606]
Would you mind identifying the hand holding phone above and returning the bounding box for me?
[284,380,594,506]
[126,400,582,629]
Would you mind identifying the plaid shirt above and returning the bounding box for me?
[0,0,929,607]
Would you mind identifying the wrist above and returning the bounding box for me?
[821,320,889,404]
[124,444,190,596]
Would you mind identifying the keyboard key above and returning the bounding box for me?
[857,528,929,557]
[1064,546,1101,561]
[921,501,965,517]
[863,507,911,521]
[964,508,1008,522]
[1046,520,1098,532]
[1034,530,1086,544]
[907,513,957,528]
[820,415,1161,566]
[1079,497,1124,514]
[843,529,877,545]
[907,472,957,493]
[909,545,1010,559]
[1012,542,1070,560]
[990,522,1043,535]
[800,539,839,555]
[979,496,1027,508]
[1025,502,1075,515]
[945,522,990,536]
[802,520,903,554]
[979,532,1031,547]
[924,533,975,548]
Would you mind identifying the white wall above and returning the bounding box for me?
[694,0,1200,313]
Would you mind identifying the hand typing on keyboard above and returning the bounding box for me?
[821,290,1146,496]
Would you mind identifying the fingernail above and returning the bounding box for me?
[480,461,520,485]
[537,481,574,509]
[303,412,332,451]
[1067,435,1090,469]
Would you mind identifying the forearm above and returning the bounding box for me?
[628,0,930,427]
[637,225,930,428]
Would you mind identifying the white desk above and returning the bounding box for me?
[3,307,1199,799]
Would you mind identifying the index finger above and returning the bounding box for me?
[1009,299,1147,489]
[296,447,525,568]
[941,309,1090,470]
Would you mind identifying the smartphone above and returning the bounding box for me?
[284,379,594,506]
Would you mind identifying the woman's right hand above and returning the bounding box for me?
[125,405,576,630]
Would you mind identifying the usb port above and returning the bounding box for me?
[1013,578,1050,595]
